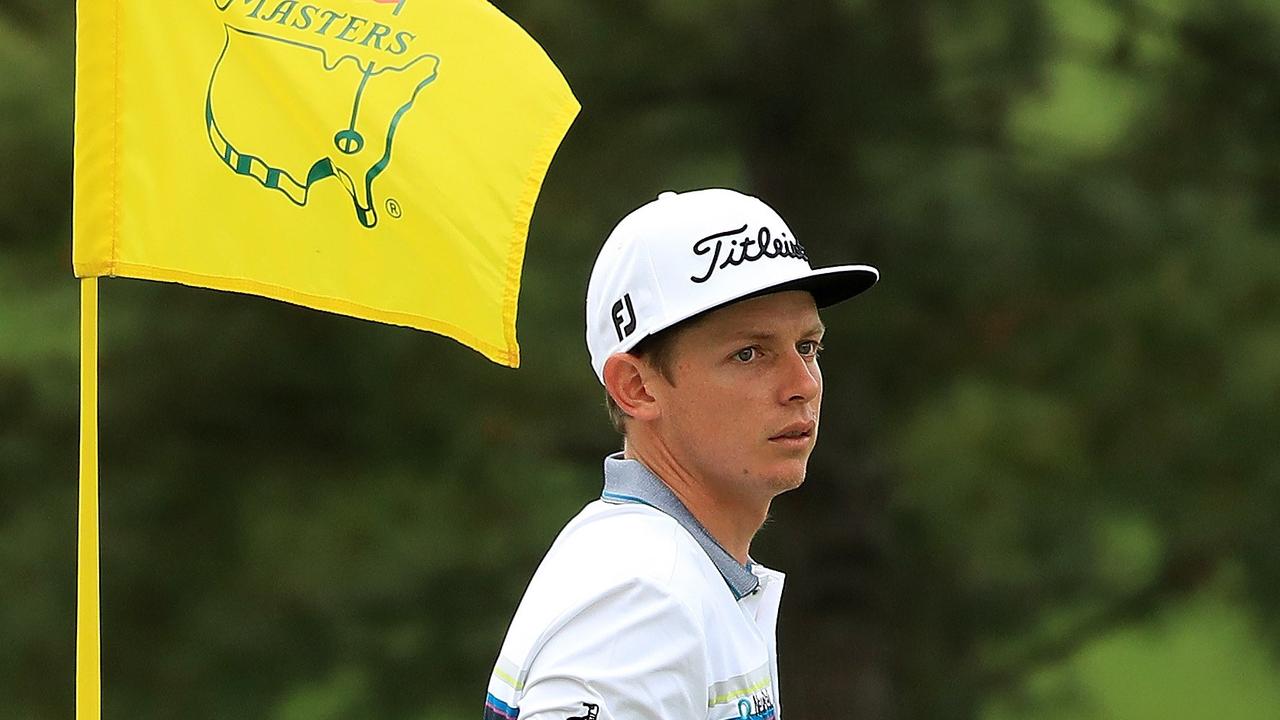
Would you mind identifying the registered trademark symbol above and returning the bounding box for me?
[386,198,402,219]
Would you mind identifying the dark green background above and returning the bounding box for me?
[2,1,1279,718]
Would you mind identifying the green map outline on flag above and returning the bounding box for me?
[206,0,439,228]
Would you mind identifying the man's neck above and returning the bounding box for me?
[622,436,769,566]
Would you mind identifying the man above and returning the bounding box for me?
[484,188,878,720]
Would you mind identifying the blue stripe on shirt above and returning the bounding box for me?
[484,693,518,720]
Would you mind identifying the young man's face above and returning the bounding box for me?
[648,290,826,506]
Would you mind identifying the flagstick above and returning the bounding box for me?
[77,276,101,720]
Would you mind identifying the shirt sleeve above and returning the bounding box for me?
[516,577,708,720]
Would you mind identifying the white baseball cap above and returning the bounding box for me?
[586,188,879,383]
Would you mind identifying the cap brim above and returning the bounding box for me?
[739,264,880,309]
[638,264,879,343]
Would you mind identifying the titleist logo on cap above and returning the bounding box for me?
[689,224,809,284]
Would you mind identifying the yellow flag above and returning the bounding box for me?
[74,0,579,366]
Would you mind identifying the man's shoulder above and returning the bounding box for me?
[540,499,690,587]
[506,500,721,629]
[492,501,704,663]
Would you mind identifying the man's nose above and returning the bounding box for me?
[779,350,820,404]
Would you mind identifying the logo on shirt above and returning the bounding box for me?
[736,688,776,720]
[568,702,599,720]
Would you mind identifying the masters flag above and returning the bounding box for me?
[73,0,579,366]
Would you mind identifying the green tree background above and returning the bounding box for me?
[2,1,1278,718]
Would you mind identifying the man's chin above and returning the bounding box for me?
[765,461,809,495]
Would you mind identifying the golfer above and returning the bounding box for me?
[484,188,879,720]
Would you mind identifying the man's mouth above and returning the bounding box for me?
[770,421,816,442]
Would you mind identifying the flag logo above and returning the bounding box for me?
[207,0,437,227]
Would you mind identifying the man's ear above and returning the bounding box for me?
[603,353,661,423]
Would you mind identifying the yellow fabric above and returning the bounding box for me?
[74,0,578,366]
[77,278,101,720]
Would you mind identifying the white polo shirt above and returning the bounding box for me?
[484,453,785,720]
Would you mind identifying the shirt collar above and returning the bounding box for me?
[600,452,760,600]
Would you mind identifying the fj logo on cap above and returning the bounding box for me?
[611,293,637,342]
[690,224,808,284]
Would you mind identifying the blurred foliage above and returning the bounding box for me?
[2,0,1279,718]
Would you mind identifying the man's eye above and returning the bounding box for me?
[798,340,824,357]
[734,347,757,363]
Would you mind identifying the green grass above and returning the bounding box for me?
[984,582,1280,719]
